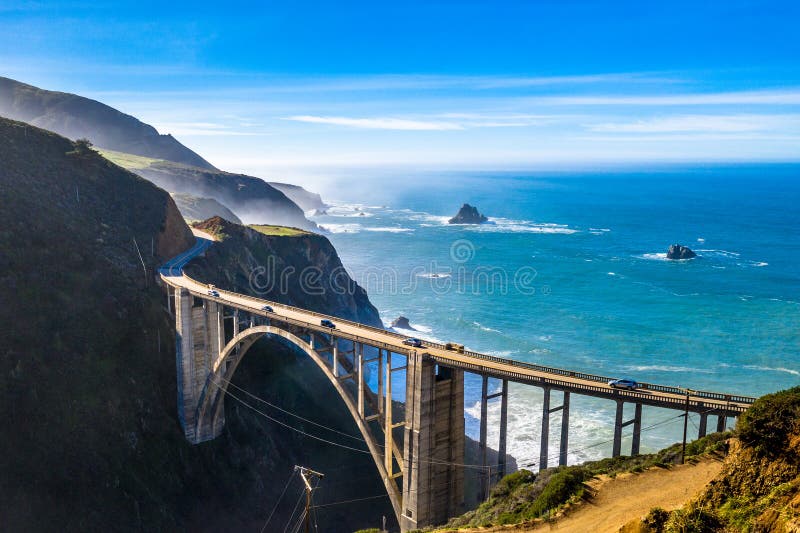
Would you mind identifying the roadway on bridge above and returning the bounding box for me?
[160,232,754,415]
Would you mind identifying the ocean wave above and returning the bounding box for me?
[416,272,452,279]
[364,226,414,233]
[320,223,361,234]
[409,210,579,234]
[472,321,502,334]
[640,253,668,261]
[621,365,714,374]
[696,249,741,257]
[743,365,800,376]
[753,262,769,267]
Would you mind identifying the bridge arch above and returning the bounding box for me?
[194,324,403,519]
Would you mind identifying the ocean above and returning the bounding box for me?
[315,165,800,469]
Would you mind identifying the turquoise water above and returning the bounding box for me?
[318,165,800,467]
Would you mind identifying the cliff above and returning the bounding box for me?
[0,76,216,169]
[0,119,393,532]
[269,181,328,211]
[188,217,382,326]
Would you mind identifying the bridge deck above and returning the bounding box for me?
[161,248,754,418]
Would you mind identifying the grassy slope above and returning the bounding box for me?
[249,223,311,236]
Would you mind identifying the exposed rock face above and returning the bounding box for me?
[0,76,216,169]
[666,244,697,259]
[449,203,488,224]
[391,316,415,330]
[189,217,382,327]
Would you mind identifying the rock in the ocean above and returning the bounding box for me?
[666,244,697,260]
[391,316,415,330]
[448,203,488,224]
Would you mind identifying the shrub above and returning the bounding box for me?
[643,507,670,533]
[737,386,800,459]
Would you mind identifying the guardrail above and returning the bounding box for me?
[161,271,757,408]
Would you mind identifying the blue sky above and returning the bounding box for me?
[2,1,800,178]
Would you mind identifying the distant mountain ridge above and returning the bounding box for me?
[0,76,216,170]
[0,76,322,231]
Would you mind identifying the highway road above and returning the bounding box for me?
[160,233,756,416]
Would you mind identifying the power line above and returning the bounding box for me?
[261,470,296,533]
[214,379,374,455]
[220,376,366,443]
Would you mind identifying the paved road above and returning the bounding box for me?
[160,234,755,415]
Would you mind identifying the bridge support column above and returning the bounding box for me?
[358,343,365,417]
[479,375,489,498]
[631,403,642,456]
[613,401,643,457]
[699,411,708,439]
[377,349,384,415]
[401,355,464,531]
[540,387,551,470]
[498,379,509,478]
[613,400,624,458]
[559,391,570,466]
[716,415,726,433]
[540,388,570,470]
[332,339,339,378]
[175,288,195,440]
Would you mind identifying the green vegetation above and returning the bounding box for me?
[249,224,310,237]
[634,386,800,533]
[440,432,729,530]
[736,385,800,458]
[100,148,162,169]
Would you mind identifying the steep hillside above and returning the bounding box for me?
[171,193,243,224]
[102,149,317,231]
[632,387,800,533]
[0,76,215,169]
[269,181,328,211]
[188,217,381,325]
[0,119,396,532]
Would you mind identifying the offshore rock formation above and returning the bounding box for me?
[449,203,488,224]
[391,316,415,330]
[666,244,697,259]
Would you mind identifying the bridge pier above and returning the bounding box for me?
[612,400,643,457]
[539,388,570,470]
[699,410,708,438]
[174,288,224,443]
[717,414,726,433]
[401,356,465,531]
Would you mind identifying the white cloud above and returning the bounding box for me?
[531,90,800,106]
[284,115,464,130]
[588,114,800,133]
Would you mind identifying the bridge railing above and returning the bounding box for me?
[163,272,757,407]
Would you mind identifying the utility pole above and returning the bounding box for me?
[681,389,693,464]
[295,465,324,533]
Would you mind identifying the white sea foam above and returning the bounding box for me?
[320,223,362,234]
[472,321,502,334]
[696,249,741,257]
[416,272,452,279]
[622,365,714,374]
[753,262,769,267]
[744,365,800,376]
[641,253,668,261]
[364,226,414,233]
[697,237,706,243]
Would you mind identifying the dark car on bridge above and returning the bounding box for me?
[261,305,273,313]
[608,378,639,390]
[403,338,423,347]
[320,319,336,329]
[207,290,220,297]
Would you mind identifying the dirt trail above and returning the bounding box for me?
[451,457,723,533]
